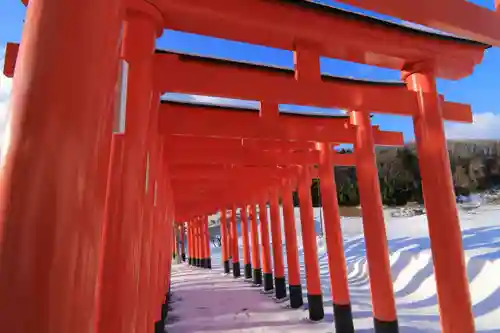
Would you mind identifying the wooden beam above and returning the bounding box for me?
[329,0,500,46]
[166,147,320,165]
[155,52,473,122]
[3,43,473,123]
[155,52,415,115]
[169,165,296,180]
[166,135,317,151]
[3,43,18,78]
[159,102,405,145]
[156,0,487,79]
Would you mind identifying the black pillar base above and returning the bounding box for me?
[253,268,262,285]
[154,320,165,333]
[333,303,355,333]
[200,258,206,268]
[207,258,212,269]
[374,318,399,333]
[161,302,168,320]
[182,252,186,262]
[307,294,324,321]
[203,257,210,269]
[188,257,192,265]
[263,272,274,291]
[195,258,199,267]
[244,263,252,279]
[223,260,230,274]
[232,261,241,278]
[274,277,287,299]
[289,284,304,308]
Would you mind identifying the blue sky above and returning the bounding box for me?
[1,0,499,143]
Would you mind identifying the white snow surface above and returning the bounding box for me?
[167,205,500,332]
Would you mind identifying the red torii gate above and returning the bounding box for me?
[0,0,494,333]
[158,98,405,328]
[160,100,402,216]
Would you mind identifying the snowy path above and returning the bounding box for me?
[171,205,500,332]
[166,264,333,333]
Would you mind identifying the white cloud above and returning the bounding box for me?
[445,112,500,140]
[0,46,13,159]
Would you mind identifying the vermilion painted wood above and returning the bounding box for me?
[170,166,296,180]
[153,0,488,79]
[2,42,18,78]
[170,165,306,185]
[165,135,371,152]
[280,180,302,300]
[173,180,297,221]
[219,209,230,266]
[168,152,355,168]
[10,1,485,331]
[136,92,161,333]
[174,188,286,206]
[173,187,293,207]
[155,52,474,120]
[97,5,163,332]
[240,205,251,270]
[176,191,276,221]
[203,216,211,264]
[4,43,472,123]
[405,66,475,333]
[0,0,122,332]
[172,178,284,195]
[172,177,286,193]
[269,188,285,279]
[159,103,404,145]
[167,147,320,166]
[352,110,397,323]
[20,0,498,46]
[318,142,352,324]
[168,151,351,221]
[170,168,323,201]
[297,166,324,320]
[330,0,500,46]
[167,135,318,151]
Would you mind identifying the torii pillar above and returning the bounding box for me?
[230,205,241,277]
[188,221,193,265]
[281,180,304,308]
[259,195,274,292]
[249,203,263,285]
[318,143,354,332]
[269,187,287,299]
[351,110,398,332]
[220,209,231,274]
[97,3,163,332]
[404,64,474,333]
[203,216,212,268]
[180,224,186,262]
[0,0,122,332]
[240,205,252,279]
[298,166,324,321]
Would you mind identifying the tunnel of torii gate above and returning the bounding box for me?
[0,0,497,333]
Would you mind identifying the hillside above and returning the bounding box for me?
[305,140,500,207]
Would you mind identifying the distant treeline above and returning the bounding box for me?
[292,141,500,207]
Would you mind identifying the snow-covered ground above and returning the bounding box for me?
[168,205,500,332]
